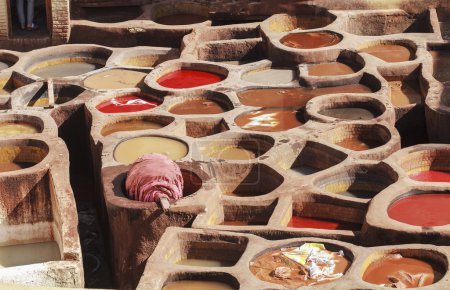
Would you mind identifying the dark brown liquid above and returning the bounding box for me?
[363,254,442,288]
[238,84,372,107]
[335,138,383,151]
[0,162,35,173]
[281,32,342,49]
[308,62,355,76]
[235,108,302,132]
[361,44,413,62]
[319,108,376,120]
[250,246,350,288]
[155,14,208,25]
[169,99,226,115]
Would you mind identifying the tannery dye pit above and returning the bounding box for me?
[2,1,450,290]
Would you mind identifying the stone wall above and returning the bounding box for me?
[0,0,9,40]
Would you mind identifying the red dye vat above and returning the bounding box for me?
[409,170,450,183]
[157,70,224,89]
[388,193,450,227]
[287,216,360,231]
[96,95,160,113]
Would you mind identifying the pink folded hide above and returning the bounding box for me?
[125,154,184,202]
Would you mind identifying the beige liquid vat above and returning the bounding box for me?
[201,146,256,160]
[0,122,39,136]
[84,69,148,90]
[0,241,60,268]
[114,136,188,164]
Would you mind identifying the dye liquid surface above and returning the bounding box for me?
[169,99,226,115]
[361,44,413,62]
[288,216,360,231]
[158,70,223,89]
[409,170,450,182]
[114,136,188,164]
[32,62,101,78]
[363,254,441,288]
[281,32,342,49]
[308,62,355,76]
[0,122,38,136]
[388,193,450,227]
[96,95,160,113]
[0,241,60,268]
[235,108,303,132]
[84,69,148,90]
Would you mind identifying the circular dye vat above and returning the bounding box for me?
[96,95,160,114]
[250,243,350,288]
[388,193,450,227]
[0,122,39,136]
[281,31,342,49]
[360,44,413,62]
[31,62,102,78]
[241,68,295,85]
[169,99,226,115]
[363,254,443,288]
[308,62,355,76]
[409,170,450,182]
[155,14,209,25]
[162,280,235,290]
[319,108,376,120]
[0,146,47,173]
[288,216,361,231]
[235,108,303,132]
[238,84,373,107]
[389,80,422,107]
[201,146,256,160]
[101,120,164,136]
[157,70,224,89]
[114,137,188,164]
[335,137,384,151]
[84,69,148,90]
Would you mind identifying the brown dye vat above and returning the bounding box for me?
[250,245,350,288]
[201,146,256,160]
[308,62,356,76]
[169,99,226,115]
[83,69,147,90]
[235,108,303,132]
[335,138,383,151]
[0,146,47,173]
[361,44,413,62]
[155,14,208,25]
[163,281,235,290]
[114,136,188,164]
[363,254,443,288]
[281,31,342,49]
[389,80,423,107]
[101,120,164,136]
[31,62,102,78]
[0,242,60,268]
[238,84,372,107]
[431,50,450,83]
[319,108,376,120]
[0,122,39,136]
